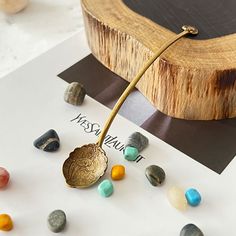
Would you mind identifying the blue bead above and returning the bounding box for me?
[185,188,201,206]
[98,179,114,197]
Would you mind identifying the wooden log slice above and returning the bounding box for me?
[81,0,236,120]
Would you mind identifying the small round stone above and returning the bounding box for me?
[0,0,29,14]
[48,210,66,233]
[185,188,202,206]
[64,82,86,106]
[125,132,149,152]
[33,129,60,152]
[180,224,204,236]
[145,165,165,186]
[111,165,125,180]
[167,186,188,211]
[0,167,10,188]
[124,146,139,161]
[0,214,13,231]
[98,179,114,197]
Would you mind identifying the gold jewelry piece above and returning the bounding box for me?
[62,25,198,188]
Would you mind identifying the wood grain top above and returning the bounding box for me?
[81,0,236,120]
[123,0,236,40]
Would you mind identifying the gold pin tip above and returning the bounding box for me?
[182,25,199,35]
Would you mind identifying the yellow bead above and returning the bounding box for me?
[111,165,125,180]
[0,214,13,231]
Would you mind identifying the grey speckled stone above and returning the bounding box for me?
[33,129,60,152]
[145,165,165,186]
[64,82,86,106]
[125,132,149,152]
[48,210,66,233]
[180,224,204,236]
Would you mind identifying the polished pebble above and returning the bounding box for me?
[111,165,125,180]
[145,165,165,186]
[34,129,60,152]
[124,146,139,161]
[98,179,114,197]
[180,224,204,236]
[0,167,10,188]
[185,188,202,206]
[0,214,13,231]
[64,82,86,106]
[48,210,66,233]
[125,132,149,152]
[0,0,29,14]
[167,186,188,211]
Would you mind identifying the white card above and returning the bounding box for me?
[0,30,235,235]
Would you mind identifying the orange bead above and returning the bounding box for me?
[111,165,125,180]
[0,214,13,231]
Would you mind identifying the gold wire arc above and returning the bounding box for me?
[97,26,198,147]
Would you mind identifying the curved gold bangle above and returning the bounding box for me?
[97,25,198,147]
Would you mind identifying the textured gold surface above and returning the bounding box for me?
[63,144,108,188]
[182,25,198,35]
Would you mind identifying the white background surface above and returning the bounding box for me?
[0,0,83,78]
[1,31,236,235]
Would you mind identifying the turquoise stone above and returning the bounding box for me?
[98,179,114,197]
[185,188,201,206]
[124,146,139,161]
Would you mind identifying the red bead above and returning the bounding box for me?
[0,167,10,188]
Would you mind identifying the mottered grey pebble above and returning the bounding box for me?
[145,165,165,186]
[180,224,204,236]
[48,210,66,233]
[64,82,86,106]
[125,132,149,152]
[33,129,60,152]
